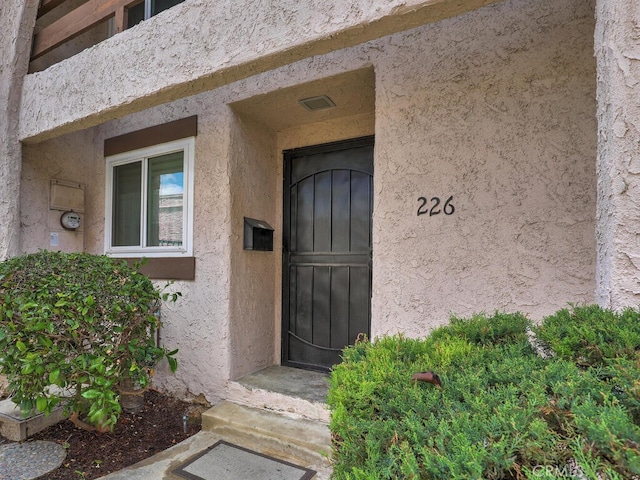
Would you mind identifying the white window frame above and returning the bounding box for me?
[108,0,186,36]
[104,137,195,258]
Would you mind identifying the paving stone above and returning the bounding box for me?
[0,440,66,480]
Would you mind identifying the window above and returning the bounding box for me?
[105,138,194,257]
[126,0,186,29]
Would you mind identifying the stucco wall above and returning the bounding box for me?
[19,0,596,401]
[228,112,279,380]
[371,0,597,335]
[594,0,640,309]
[278,113,376,153]
[0,0,38,260]
[20,130,96,253]
[18,0,503,143]
[130,103,236,400]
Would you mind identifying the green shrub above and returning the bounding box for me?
[534,304,640,366]
[429,311,531,347]
[328,308,640,479]
[0,251,179,431]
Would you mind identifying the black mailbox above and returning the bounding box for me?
[244,217,274,251]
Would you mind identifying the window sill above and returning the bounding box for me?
[114,256,195,280]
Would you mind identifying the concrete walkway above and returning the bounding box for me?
[98,430,223,480]
[97,430,331,480]
[98,367,333,479]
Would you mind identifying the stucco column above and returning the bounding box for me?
[0,0,39,260]
[595,0,640,308]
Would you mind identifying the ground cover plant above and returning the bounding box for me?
[0,251,179,432]
[328,306,640,479]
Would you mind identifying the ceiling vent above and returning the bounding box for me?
[298,95,336,111]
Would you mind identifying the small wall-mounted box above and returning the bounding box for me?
[244,217,274,251]
[49,179,85,253]
[50,179,84,213]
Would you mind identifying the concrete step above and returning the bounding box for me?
[226,366,331,423]
[0,397,68,441]
[202,401,332,471]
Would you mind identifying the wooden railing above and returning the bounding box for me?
[32,0,137,60]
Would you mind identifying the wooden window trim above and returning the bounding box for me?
[104,116,198,157]
[116,257,196,280]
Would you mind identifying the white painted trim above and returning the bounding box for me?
[104,137,195,257]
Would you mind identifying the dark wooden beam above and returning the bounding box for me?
[104,116,198,157]
[116,257,196,280]
[38,0,68,17]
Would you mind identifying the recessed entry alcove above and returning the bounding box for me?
[226,67,375,378]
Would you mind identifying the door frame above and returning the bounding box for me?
[281,135,374,371]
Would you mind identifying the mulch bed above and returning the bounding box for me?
[12,389,204,480]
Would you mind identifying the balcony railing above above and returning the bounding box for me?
[31,0,184,69]
[32,0,135,61]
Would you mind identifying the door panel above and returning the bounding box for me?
[283,136,374,371]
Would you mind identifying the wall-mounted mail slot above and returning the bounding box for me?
[244,217,274,251]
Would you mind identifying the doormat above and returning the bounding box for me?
[172,440,316,480]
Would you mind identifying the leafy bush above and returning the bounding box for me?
[328,307,640,479]
[0,251,179,431]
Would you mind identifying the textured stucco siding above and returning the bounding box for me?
[227,113,279,380]
[594,0,640,309]
[371,0,597,335]
[19,0,596,401]
[0,0,38,260]
[18,0,503,144]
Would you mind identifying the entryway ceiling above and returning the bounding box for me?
[231,68,375,132]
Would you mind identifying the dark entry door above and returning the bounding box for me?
[282,136,374,371]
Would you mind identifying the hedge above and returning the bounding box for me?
[328,306,640,479]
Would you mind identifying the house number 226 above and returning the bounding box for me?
[417,195,455,217]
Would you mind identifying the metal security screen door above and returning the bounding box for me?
[283,136,374,371]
